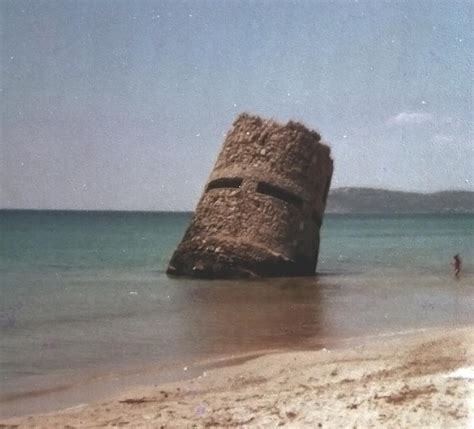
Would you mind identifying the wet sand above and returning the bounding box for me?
[2,325,473,428]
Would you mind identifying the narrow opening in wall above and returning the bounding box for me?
[206,177,243,191]
[256,182,303,208]
[322,177,331,204]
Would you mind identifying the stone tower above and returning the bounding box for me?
[167,113,333,278]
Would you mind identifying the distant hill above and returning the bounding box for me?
[326,188,474,214]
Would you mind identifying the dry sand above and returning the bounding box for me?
[2,326,473,428]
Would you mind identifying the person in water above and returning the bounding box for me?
[452,254,462,277]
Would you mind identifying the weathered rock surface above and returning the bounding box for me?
[167,113,334,278]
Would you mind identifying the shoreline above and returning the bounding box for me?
[2,323,469,419]
[2,324,473,428]
[0,349,282,420]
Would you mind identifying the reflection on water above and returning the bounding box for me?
[170,277,325,357]
[3,271,473,390]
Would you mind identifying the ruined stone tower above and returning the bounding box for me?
[167,113,333,278]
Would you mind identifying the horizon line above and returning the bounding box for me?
[1,187,472,213]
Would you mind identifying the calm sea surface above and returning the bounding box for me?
[1,211,473,416]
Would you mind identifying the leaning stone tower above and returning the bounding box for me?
[167,113,333,278]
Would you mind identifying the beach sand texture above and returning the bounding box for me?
[3,326,473,428]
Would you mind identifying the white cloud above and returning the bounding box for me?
[387,111,433,125]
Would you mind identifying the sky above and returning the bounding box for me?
[1,0,473,210]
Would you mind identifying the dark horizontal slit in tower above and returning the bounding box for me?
[206,177,243,191]
[256,182,303,208]
[312,210,322,227]
[322,177,331,204]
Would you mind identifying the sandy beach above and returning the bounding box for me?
[2,325,472,428]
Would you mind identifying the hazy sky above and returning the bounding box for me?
[1,0,472,210]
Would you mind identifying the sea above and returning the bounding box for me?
[1,210,473,417]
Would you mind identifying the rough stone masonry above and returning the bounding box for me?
[167,113,334,278]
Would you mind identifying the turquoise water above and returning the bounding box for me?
[1,211,472,276]
[0,211,473,416]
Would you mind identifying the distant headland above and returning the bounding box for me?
[326,188,474,214]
